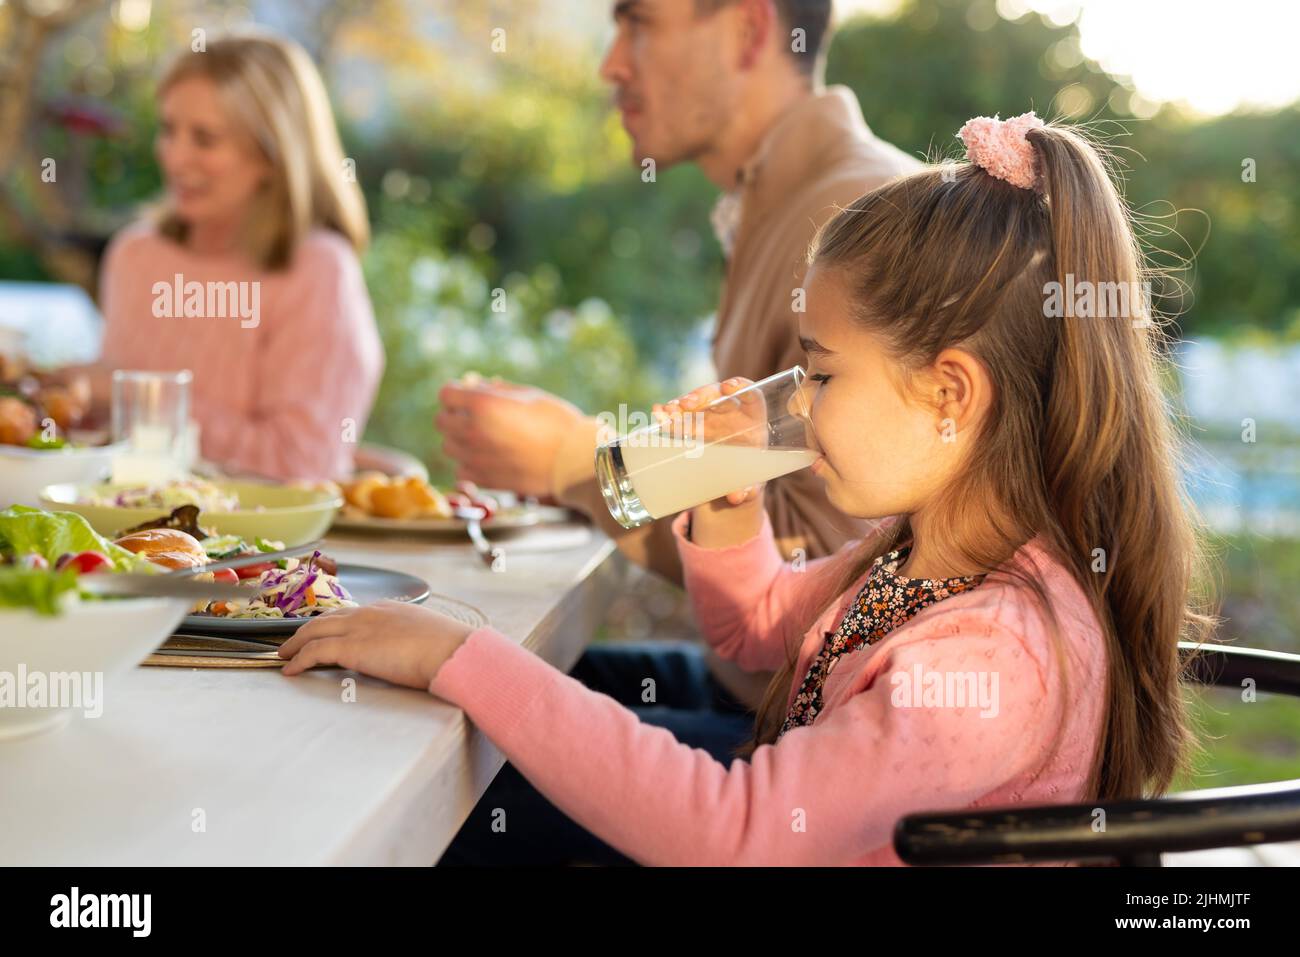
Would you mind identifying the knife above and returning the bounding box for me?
[171,540,326,576]
[150,647,337,665]
[151,648,287,662]
[166,633,284,650]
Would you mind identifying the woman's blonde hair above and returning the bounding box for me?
[741,123,1215,803]
[155,32,368,269]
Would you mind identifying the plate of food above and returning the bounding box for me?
[103,505,432,635]
[181,560,431,635]
[0,359,124,507]
[39,477,342,548]
[331,475,569,535]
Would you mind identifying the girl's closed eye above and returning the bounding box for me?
[810,373,832,385]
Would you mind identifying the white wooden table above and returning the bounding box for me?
[0,521,625,865]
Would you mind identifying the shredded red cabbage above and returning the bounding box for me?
[277,572,318,615]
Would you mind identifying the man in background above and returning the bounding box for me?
[439,0,920,747]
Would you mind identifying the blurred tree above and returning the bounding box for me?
[0,0,106,291]
[828,0,1299,337]
[1,0,1297,371]
[361,213,664,480]
[1124,109,1300,339]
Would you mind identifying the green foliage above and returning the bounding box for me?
[1172,530,1300,789]
[360,214,664,484]
[1180,689,1300,790]
[493,166,721,371]
[828,0,1300,337]
[341,112,720,375]
[1124,110,1300,336]
[1215,531,1300,653]
[828,0,1118,157]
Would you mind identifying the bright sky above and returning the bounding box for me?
[839,0,1300,116]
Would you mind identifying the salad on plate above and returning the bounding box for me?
[80,478,241,512]
[198,549,357,620]
[111,504,356,620]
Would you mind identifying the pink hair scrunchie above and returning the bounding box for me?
[956,111,1045,190]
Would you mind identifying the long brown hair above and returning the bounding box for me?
[155,32,369,269]
[741,123,1214,802]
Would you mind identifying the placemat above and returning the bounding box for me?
[141,593,489,668]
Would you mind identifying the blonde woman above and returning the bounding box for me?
[95,32,383,481]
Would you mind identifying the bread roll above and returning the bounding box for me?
[367,481,416,518]
[404,477,451,517]
[342,473,452,520]
[114,528,209,570]
[343,471,389,510]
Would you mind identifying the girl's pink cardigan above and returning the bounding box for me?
[430,509,1107,865]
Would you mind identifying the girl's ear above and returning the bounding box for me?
[930,347,993,438]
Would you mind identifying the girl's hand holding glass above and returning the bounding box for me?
[650,377,772,550]
[598,366,815,539]
[651,376,767,508]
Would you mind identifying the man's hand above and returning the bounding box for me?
[435,378,588,498]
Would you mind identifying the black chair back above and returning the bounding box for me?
[894,643,1300,865]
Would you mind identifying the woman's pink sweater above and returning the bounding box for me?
[98,223,384,481]
[430,509,1107,865]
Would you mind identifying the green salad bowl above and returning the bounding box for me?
[38,481,342,547]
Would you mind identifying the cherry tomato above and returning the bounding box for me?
[212,568,240,585]
[234,562,274,580]
[66,551,111,574]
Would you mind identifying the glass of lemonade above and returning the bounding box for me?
[595,366,820,529]
[110,369,193,484]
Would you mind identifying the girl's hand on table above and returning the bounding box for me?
[278,600,475,688]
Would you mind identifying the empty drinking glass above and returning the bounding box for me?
[110,369,193,484]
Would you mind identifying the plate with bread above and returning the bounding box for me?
[332,474,569,535]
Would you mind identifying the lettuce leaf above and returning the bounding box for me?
[0,566,80,616]
[0,505,149,573]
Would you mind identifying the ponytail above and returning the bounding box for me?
[1029,126,1210,797]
